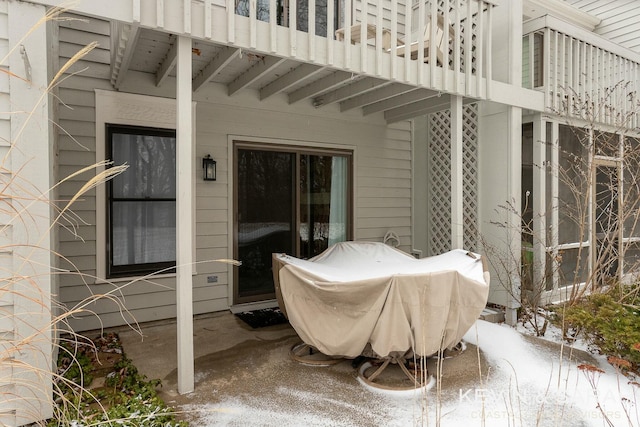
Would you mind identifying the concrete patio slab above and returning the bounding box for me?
[113,311,485,425]
[114,312,600,426]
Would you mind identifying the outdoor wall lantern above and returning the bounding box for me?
[202,154,216,181]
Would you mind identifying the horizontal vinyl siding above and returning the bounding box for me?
[566,0,640,53]
[196,93,413,252]
[57,32,412,334]
[357,122,412,242]
[56,14,117,331]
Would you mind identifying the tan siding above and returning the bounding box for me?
[57,34,412,333]
[59,41,111,63]
[59,135,96,152]
[59,255,96,272]
[359,166,411,179]
[57,196,95,213]
[58,150,97,166]
[64,285,234,331]
[78,297,229,331]
[56,15,109,331]
[196,235,228,249]
[58,26,110,47]
[59,74,113,91]
[59,225,96,242]
[358,197,411,208]
[58,104,96,123]
[58,119,96,137]
[196,197,229,211]
[59,88,96,106]
[358,186,411,198]
[59,240,97,257]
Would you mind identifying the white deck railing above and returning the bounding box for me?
[226,0,496,98]
[33,0,500,100]
[524,14,640,129]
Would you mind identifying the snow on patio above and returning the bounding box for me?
[178,320,639,427]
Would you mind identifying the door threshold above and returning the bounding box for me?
[229,299,279,314]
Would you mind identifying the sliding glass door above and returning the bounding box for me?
[234,143,352,304]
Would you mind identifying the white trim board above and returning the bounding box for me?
[94,89,197,280]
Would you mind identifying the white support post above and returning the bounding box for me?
[551,121,559,294]
[506,106,523,325]
[532,115,546,294]
[7,3,53,424]
[451,95,464,249]
[506,0,522,325]
[176,35,194,395]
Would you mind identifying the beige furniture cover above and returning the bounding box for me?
[273,241,490,359]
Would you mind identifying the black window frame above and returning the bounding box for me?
[106,124,177,278]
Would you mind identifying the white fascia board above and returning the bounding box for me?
[25,0,138,22]
[523,0,601,30]
[490,81,545,112]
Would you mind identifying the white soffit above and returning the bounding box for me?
[523,0,601,30]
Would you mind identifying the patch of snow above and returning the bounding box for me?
[185,320,640,426]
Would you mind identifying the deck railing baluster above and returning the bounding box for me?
[390,0,398,80]
[327,0,335,65]
[344,0,352,69]
[269,0,277,52]
[227,0,235,44]
[309,0,315,61]
[477,0,484,98]
[219,0,499,101]
[404,0,411,82]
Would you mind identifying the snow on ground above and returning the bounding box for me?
[446,320,639,426]
[184,320,640,426]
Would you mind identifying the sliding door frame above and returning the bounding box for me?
[231,138,354,306]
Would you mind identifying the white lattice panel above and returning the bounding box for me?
[427,104,479,254]
[462,104,479,250]
[428,110,452,254]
